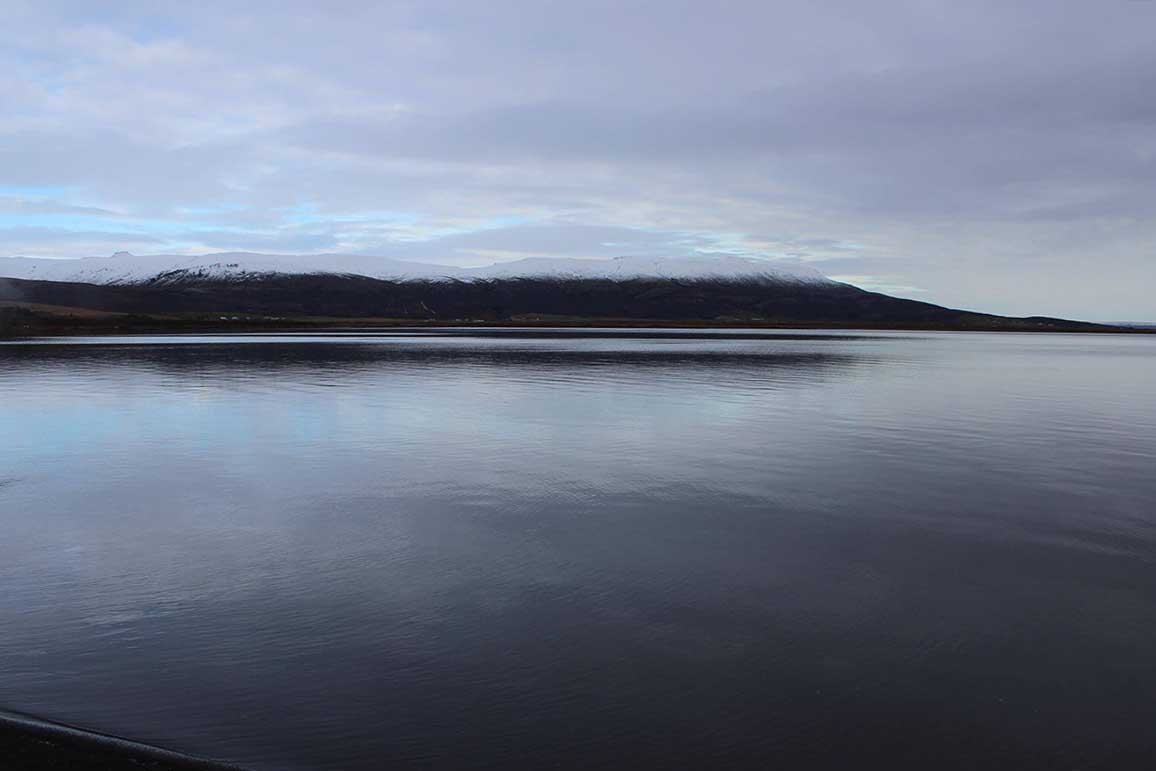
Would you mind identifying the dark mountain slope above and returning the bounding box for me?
[0,273,1124,332]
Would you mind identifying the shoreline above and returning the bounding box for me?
[0,709,245,770]
[3,313,1152,338]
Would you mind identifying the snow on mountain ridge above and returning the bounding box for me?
[0,251,831,285]
[0,252,464,284]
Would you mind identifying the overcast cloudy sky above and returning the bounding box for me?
[3,1,1155,319]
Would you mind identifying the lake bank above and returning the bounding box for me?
[0,710,243,770]
[2,304,1148,338]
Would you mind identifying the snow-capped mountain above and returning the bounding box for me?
[0,251,465,284]
[0,251,830,285]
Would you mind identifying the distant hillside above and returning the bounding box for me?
[0,273,1126,334]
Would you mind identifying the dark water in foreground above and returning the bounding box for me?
[2,329,1155,770]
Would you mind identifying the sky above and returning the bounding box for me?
[2,0,1155,320]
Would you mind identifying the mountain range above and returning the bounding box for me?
[0,251,828,285]
[1,251,1140,334]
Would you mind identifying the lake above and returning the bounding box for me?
[2,329,1155,770]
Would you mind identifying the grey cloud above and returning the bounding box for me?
[180,229,342,253]
[0,228,166,251]
[341,224,722,265]
[0,130,257,209]
[285,45,1156,220]
[1,0,1155,318]
[0,198,120,216]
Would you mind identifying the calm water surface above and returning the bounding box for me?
[2,329,1155,769]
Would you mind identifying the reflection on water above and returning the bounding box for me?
[2,329,1156,770]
